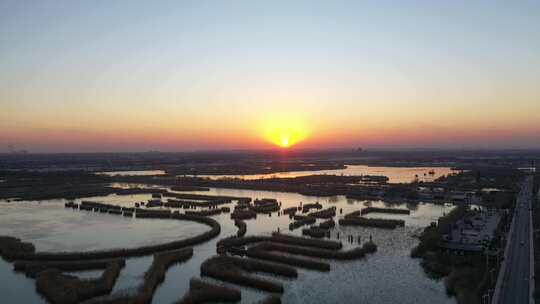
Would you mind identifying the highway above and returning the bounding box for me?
[493,176,534,304]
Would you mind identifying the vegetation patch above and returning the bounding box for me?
[170,186,210,192]
[257,295,282,304]
[289,215,316,230]
[301,227,328,238]
[282,207,298,215]
[200,256,290,293]
[235,219,247,237]
[318,219,336,229]
[0,236,35,260]
[217,235,270,247]
[35,259,124,304]
[360,207,410,216]
[175,278,241,304]
[308,207,336,219]
[185,209,222,216]
[135,209,171,218]
[253,241,376,260]
[339,217,405,229]
[246,248,330,271]
[411,205,499,304]
[302,202,322,213]
[135,248,194,303]
[14,258,124,278]
[81,201,121,210]
[271,233,342,250]
[93,248,193,304]
[231,209,257,220]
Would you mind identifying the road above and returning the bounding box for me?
[495,176,534,304]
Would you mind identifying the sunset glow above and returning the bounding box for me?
[259,114,310,149]
[1,1,540,152]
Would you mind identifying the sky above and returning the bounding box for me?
[1,0,540,152]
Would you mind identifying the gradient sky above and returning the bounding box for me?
[1,1,539,152]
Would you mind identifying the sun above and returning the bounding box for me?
[259,115,309,149]
[280,136,290,148]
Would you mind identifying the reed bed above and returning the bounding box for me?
[237,197,252,204]
[318,219,336,229]
[282,207,297,215]
[246,248,330,271]
[302,202,322,213]
[308,207,336,219]
[170,186,211,192]
[235,219,247,237]
[292,215,315,222]
[135,248,194,303]
[80,205,94,211]
[253,198,278,205]
[270,233,342,250]
[224,255,297,277]
[289,215,316,230]
[234,205,248,211]
[250,201,280,213]
[164,199,222,209]
[344,210,361,218]
[217,236,268,248]
[14,258,124,278]
[251,198,280,212]
[217,233,342,250]
[231,209,257,220]
[0,236,35,260]
[164,193,250,205]
[167,199,229,208]
[301,227,327,238]
[254,241,377,260]
[360,207,410,216]
[185,209,222,216]
[135,209,171,219]
[258,295,282,304]
[338,217,405,229]
[81,201,121,210]
[108,209,122,215]
[85,249,193,304]
[200,256,287,293]
[163,200,189,208]
[175,278,241,304]
[145,200,163,208]
[114,188,168,196]
[35,259,124,304]
[221,206,231,213]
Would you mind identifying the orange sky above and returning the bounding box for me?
[1,1,540,152]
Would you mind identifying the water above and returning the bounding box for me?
[0,188,455,303]
[0,199,208,252]
[0,257,46,303]
[191,165,459,183]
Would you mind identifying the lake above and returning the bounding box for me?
[0,185,455,304]
[190,165,459,183]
